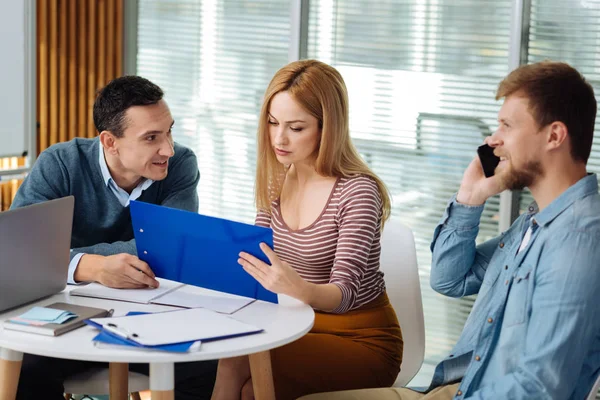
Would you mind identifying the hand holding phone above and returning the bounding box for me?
[477,144,500,178]
[457,145,504,205]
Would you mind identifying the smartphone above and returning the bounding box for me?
[477,144,500,178]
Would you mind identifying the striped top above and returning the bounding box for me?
[255,175,386,314]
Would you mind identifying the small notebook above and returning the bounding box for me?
[70,278,255,314]
[3,302,110,336]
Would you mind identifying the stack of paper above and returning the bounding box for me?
[9,306,77,326]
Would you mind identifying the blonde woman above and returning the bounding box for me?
[211,60,403,400]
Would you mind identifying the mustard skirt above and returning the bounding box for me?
[270,292,403,400]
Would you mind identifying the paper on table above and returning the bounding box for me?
[70,278,184,304]
[153,285,255,314]
[91,311,202,353]
[89,308,263,346]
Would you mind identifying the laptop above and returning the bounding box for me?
[0,196,74,312]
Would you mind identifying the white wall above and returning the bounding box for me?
[0,0,35,159]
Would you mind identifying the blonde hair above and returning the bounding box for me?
[255,59,391,224]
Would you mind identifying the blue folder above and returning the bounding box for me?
[130,201,278,303]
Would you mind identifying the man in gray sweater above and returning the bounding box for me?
[11,76,217,400]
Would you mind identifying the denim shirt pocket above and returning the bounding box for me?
[503,266,533,327]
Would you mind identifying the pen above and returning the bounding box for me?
[104,322,139,341]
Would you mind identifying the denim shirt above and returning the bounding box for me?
[428,174,600,400]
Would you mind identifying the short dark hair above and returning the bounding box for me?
[496,61,597,163]
[93,76,164,138]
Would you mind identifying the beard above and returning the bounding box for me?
[499,159,543,191]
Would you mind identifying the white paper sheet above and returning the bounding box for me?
[90,308,263,346]
[153,286,255,314]
[70,278,183,304]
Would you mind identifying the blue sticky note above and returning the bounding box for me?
[17,307,77,324]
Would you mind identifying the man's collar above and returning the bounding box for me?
[98,142,113,187]
[533,173,598,227]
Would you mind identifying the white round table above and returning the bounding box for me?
[0,287,315,400]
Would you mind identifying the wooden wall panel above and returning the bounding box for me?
[38,0,48,153]
[68,0,77,141]
[59,0,67,143]
[77,0,87,141]
[37,0,125,150]
[87,0,96,138]
[49,0,58,146]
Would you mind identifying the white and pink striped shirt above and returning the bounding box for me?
[256,175,386,314]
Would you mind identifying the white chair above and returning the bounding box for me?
[379,219,426,387]
[63,367,148,400]
[586,373,600,400]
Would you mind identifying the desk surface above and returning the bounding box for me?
[0,287,315,363]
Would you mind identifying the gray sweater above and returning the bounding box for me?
[11,137,200,262]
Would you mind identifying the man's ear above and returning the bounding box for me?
[546,121,568,152]
[99,131,119,155]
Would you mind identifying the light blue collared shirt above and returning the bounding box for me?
[428,174,600,399]
[67,146,154,283]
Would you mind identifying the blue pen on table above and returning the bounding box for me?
[103,322,139,341]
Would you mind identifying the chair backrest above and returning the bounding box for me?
[379,219,426,387]
[586,372,600,400]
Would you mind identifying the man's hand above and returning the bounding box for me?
[75,253,160,289]
[456,156,506,206]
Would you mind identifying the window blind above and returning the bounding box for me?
[520,0,600,215]
[137,0,291,223]
[307,0,512,378]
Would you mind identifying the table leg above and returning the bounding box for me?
[150,362,174,400]
[0,348,23,400]
[109,362,129,400]
[249,350,275,400]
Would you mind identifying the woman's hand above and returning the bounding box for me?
[238,243,311,302]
